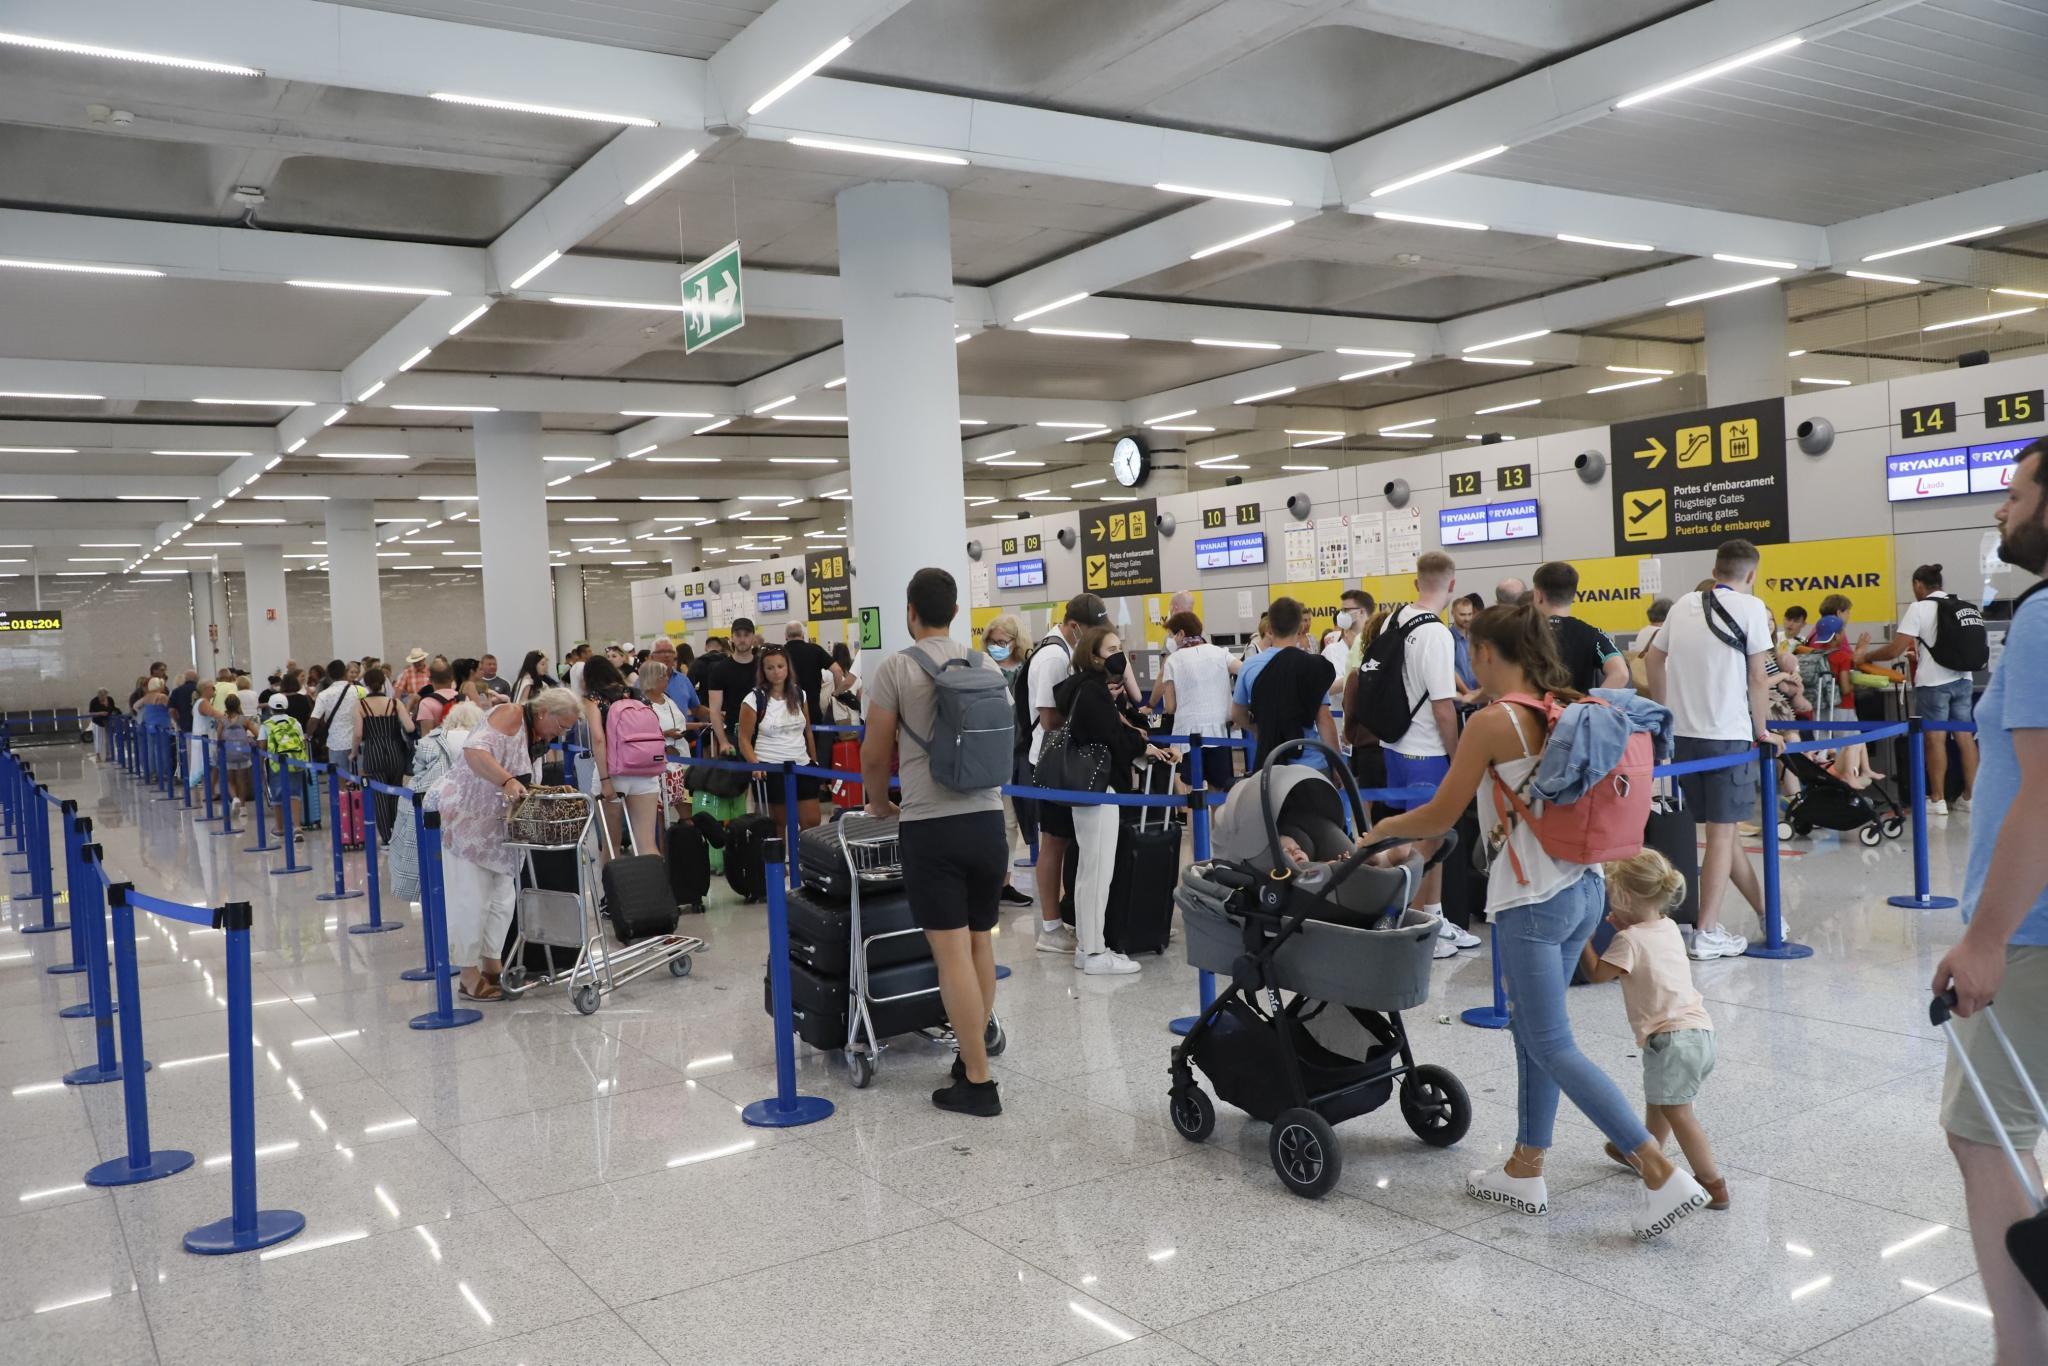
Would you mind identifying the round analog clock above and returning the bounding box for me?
[1111,435,1150,488]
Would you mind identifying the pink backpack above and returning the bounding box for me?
[602,696,669,777]
[1489,692,1652,883]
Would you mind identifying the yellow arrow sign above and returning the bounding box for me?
[1634,436,1667,469]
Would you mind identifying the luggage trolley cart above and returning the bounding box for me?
[499,790,705,1014]
[836,814,1005,1088]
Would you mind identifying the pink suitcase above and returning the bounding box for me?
[339,784,365,851]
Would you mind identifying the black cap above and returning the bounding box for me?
[1064,593,1108,626]
[732,617,756,633]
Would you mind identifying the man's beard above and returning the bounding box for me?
[1999,514,2048,577]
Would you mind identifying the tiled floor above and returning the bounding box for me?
[0,748,2006,1364]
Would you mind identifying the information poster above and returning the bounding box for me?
[968,558,992,609]
[1387,507,1422,573]
[1610,397,1789,552]
[1081,497,1161,597]
[1282,524,1317,581]
[805,547,851,621]
[1350,510,1387,576]
[1313,519,1352,578]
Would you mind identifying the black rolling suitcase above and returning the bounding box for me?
[1438,800,1487,934]
[1103,761,1181,955]
[1643,782,1700,927]
[725,813,774,902]
[768,956,942,1052]
[797,818,901,899]
[784,884,926,976]
[666,818,711,913]
[600,812,678,943]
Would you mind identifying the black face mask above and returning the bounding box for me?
[1103,651,1129,678]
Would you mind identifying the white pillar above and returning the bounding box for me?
[474,412,556,664]
[209,570,233,671]
[244,545,291,681]
[836,180,969,650]
[553,563,587,661]
[1704,287,1789,406]
[324,498,384,662]
[188,569,221,673]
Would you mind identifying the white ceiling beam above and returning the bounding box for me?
[704,0,913,127]
[1025,297,1437,356]
[1330,0,1922,205]
[1824,168,2048,275]
[9,0,710,127]
[0,358,340,406]
[0,421,270,454]
[372,373,733,418]
[1436,258,1799,354]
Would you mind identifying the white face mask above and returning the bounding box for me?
[1162,634,1178,654]
[1335,611,1356,631]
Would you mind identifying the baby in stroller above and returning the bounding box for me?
[1169,740,1471,1198]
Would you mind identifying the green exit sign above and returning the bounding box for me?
[680,240,744,353]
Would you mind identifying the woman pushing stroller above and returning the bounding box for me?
[1370,603,1712,1241]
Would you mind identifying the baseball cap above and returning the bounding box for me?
[1063,593,1108,626]
[267,694,290,712]
[732,617,756,634]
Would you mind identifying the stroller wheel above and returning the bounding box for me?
[1269,1108,1342,1199]
[1859,823,1884,848]
[847,1050,875,1089]
[1776,820,1796,842]
[1168,1086,1215,1144]
[1400,1064,1472,1148]
[1881,816,1905,840]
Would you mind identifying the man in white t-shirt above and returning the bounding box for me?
[1026,592,1106,952]
[1862,563,1981,816]
[1376,552,1469,947]
[311,660,364,771]
[1646,539,1782,961]
[1329,588,1372,686]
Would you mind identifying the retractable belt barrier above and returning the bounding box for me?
[1882,716,1979,911]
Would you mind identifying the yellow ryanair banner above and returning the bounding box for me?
[662,618,689,639]
[1562,554,1656,634]
[1137,590,1201,647]
[1757,534,1894,620]
[969,605,1004,646]
[1270,579,1343,640]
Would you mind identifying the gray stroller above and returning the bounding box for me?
[1170,738,1471,1197]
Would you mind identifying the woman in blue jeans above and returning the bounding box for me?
[1373,604,1711,1241]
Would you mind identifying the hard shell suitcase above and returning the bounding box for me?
[767,956,943,1053]
[830,737,863,810]
[785,884,926,977]
[1104,818,1181,955]
[599,812,677,943]
[1438,800,1487,934]
[1932,992,2048,1309]
[725,813,775,902]
[798,817,900,900]
[339,783,365,851]
[665,819,710,912]
[1643,782,1699,925]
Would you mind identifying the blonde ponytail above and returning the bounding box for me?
[1604,849,1686,924]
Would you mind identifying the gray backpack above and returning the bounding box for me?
[896,645,1016,791]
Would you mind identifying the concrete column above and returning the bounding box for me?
[474,412,556,664]
[836,180,969,650]
[244,545,291,680]
[188,569,221,673]
[323,498,384,662]
[1704,286,1789,406]
[553,563,587,661]
[208,570,232,671]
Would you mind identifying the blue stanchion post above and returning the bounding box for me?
[316,764,362,903]
[22,785,67,935]
[49,806,89,976]
[63,848,124,1073]
[244,747,275,853]
[1171,736,1216,1037]
[270,758,311,877]
[410,811,480,1030]
[350,781,401,934]
[398,795,457,981]
[184,900,305,1254]
[1461,923,1512,1029]
[1889,717,1959,911]
[198,731,221,824]
[745,839,835,1128]
[84,881,191,1184]
[1745,748,1814,960]
[782,762,802,892]
[215,735,238,838]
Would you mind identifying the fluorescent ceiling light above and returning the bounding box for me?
[0,446,77,454]
[1711,253,1799,270]
[1340,361,1412,381]
[507,251,562,291]
[1844,270,1920,285]
[1557,233,1653,252]
[1071,478,1106,489]
[1036,421,1105,429]
[1191,338,1281,350]
[1379,418,1435,432]
[390,404,499,413]
[622,409,711,419]
[0,256,162,278]
[623,149,699,206]
[753,395,796,414]
[447,304,491,336]
[1146,410,1197,424]
[1797,376,1852,386]
[116,495,187,501]
[1291,435,1343,448]
[321,407,349,427]
[397,347,432,373]
[1233,386,1296,404]
[1862,225,2003,262]
[1196,456,1248,469]
[769,456,841,463]
[1012,292,1089,323]
[1149,424,1214,433]
[979,459,1045,468]
[1286,429,1344,437]
[551,296,686,312]
[1190,219,1295,260]
[1475,398,1542,414]
[955,332,973,344]
[1464,329,1550,354]
[1587,376,1663,393]
[0,390,102,400]
[1376,430,1432,439]
[430,93,653,126]
[1065,428,1113,442]
[1374,211,1487,232]
[354,380,386,402]
[0,493,57,500]
[1369,144,1508,197]
[545,474,574,488]
[639,495,702,502]
[1923,306,2036,333]
[823,376,846,389]
[693,418,733,435]
[1153,183,1292,207]
[563,517,620,524]
[647,456,720,464]
[317,452,407,461]
[976,451,1019,461]
[748,35,852,115]
[0,30,260,75]
[1336,348,1416,358]
[1615,36,1804,109]
[1667,276,1779,307]
[1787,349,1807,357]
[288,279,450,298]
[248,494,329,501]
[788,136,967,166]
[1993,287,2048,301]
[215,517,285,524]
[1028,327,1128,340]
[149,449,250,457]
[1606,365,1674,376]
[1281,464,1329,472]
[196,397,313,407]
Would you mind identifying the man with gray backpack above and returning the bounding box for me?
[862,567,1015,1116]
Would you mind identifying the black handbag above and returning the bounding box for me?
[1034,726,1111,794]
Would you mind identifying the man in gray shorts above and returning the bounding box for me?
[1863,562,1982,816]
[1933,438,2048,1363]
[1645,540,1784,961]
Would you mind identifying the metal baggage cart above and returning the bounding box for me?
[499,791,705,1014]
[837,813,1004,1088]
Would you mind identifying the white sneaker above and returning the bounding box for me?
[1687,926,1741,960]
[1928,799,1949,817]
[1466,1166,1549,1216]
[1450,926,1481,950]
[1035,921,1077,954]
[1953,795,1972,814]
[1632,1169,1710,1242]
[1432,937,1460,960]
[1077,950,1142,976]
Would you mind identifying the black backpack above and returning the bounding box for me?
[1926,593,1990,672]
[1356,610,1439,743]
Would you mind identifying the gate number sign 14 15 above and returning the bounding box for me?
[1988,390,2042,429]
[1901,401,1956,439]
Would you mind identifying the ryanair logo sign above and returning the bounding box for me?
[1765,572,1884,594]
[1755,536,1895,618]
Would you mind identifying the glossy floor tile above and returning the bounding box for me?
[0,749,2014,1363]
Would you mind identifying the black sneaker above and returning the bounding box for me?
[931,1076,1001,1116]
[999,885,1034,907]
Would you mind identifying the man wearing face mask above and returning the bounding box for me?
[1331,589,1375,683]
[1157,610,1238,791]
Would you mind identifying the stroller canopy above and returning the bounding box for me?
[1213,765,1352,871]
